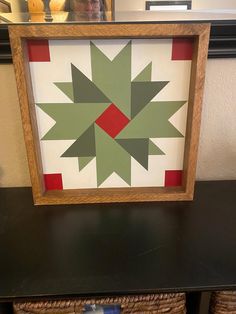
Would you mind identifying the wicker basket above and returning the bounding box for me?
[14,293,186,314]
[211,291,236,314]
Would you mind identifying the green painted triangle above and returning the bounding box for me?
[61,125,95,157]
[91,41,132,117]
[95,125,131,186]
[116,101,186,139]
[149,140,165,155]
[54,82,74,102]
[37,103,110,140]
[131,81,169,118]
[78,156,94,171]
[116,138,149,170]
[133,62,152,82]
[71,64,111,103]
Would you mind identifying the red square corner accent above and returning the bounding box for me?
[165,170,183,187]
[44,173,63,191]
[172,38,193,61]
[27,40,51,62]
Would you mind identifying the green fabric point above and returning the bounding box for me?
[71,64,110,103]
[78,156,94,171]
[95,125,131,186]
[91,41,132,117]
[116,138,149,170]
[61,125,95,157]
[37,103,110,140]
[133,62,152,82]
[54,82,74,102]
[131,81,169,118]
[116,101,186,139]
[149,140,165,155]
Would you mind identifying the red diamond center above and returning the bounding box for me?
[95,103,130,138]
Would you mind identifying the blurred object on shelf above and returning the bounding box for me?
[30,11,68,21]
[0,0,11,12]
[27,0,68,13]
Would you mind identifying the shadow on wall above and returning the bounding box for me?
[197,140,236,180]
[0,167,3,186]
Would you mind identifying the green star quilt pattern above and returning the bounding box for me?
[27,38,193,190]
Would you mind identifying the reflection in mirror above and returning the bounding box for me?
[2,0,236,16]
[0,0,114,22]
[1,0,236,23]
[146,1,191,11]
[115,0,236,11]
[0,0,113,12]
[0,0,11,12]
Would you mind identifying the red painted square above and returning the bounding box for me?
[27,40,51,62]
[44,173,63,190]
[95,103,130,138]
[165,170,183,187]
[172,38,193,60]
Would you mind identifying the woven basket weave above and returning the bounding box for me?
[211,291,236,314]
[14,293,186,314]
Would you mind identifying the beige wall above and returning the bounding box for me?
[0,65,30,187]
[0,58,236,187]
[115,0,185,11]
[192,0,236,10]
[115,0,143,11]
[196,59,236,180]
[115,0,236,11]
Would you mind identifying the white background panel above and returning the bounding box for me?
[40,140,97,189]
[36,106,56,139]
[131,138,185,187]
[131,39,191,101]
[169,103,188,136]
[29,39,191,189]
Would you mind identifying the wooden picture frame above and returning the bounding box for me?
[9,23,210,205]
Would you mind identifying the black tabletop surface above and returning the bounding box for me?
[0,181,236,301]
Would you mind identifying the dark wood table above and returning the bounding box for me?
[0,181,236,313]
